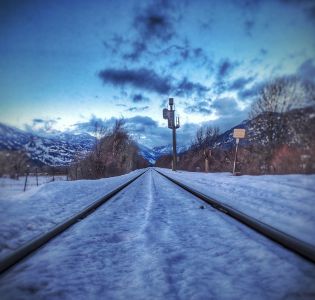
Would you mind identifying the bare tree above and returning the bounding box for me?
[71,118,149,179]
[191,125,220,151]
[249,76,315,172]
[0,150,29,178]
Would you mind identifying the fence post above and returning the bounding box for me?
[24,171,29,192]
[35,168,38,186]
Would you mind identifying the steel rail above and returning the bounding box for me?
[155,169,315,264]
[0,170,147,275]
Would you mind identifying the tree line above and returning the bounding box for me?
[156,76,315,174]
[68,119,149,179]
[0,119,149,180]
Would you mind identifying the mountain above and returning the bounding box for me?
[0,123,180,166]
[0,123,95,166]
[138,144,189,164]
[212,105,315,150]
[2,106,313,167]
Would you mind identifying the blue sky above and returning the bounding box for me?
[0,0,314,148]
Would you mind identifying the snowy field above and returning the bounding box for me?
[0,175,66,196]
[157,168,315,247]
[0,169,314,299]
[0,169,144,259]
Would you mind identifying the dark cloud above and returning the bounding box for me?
[278,0,315,22]
[213,59,239,93]
[132,93,150,103]
[211,97,239,116]
[185,100,213,115]
[232,0,262,10]
[99,67,209,97]
[123,41,147,62]
[175,78,209,97]
[32,118,45,123]
[228,76,255,91]
[133,0,177,43]
[155,42,212,69]
[103,35,129,56]
[217,59,238,80]
[126,106,149,112]
[260,48,268,56]
[98,68,173,94]
[244,20,255,36]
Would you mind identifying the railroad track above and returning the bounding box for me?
[154,168,315,264]
[1,167,314,278]
[0,170,147,275]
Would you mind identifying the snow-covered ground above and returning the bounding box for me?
[0,175,66,196]
[157,168,315,247]
[0,169,145,259]
[0,169,314,299]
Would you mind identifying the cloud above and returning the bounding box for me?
[185,100,213,115]
[211,97,239,116]
[98,68,173,94]
[244,20,255,36]
[74,115,110,133]
[175,77,209,97]
[123,41,147,61]
[24,118,59,136]
[228,76,255,91]
[232,0,262,10]
[238,83,262,99]
[260,48,268,56]
[126,106,149,112]
[132,0,177,43]
[126,116,157,128]
[278,0,315,22]
[99,67,209,97]
[132,93,150,103]
[32,118,45,123]
[217,59,238,79]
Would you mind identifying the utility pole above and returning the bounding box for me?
[163,98,180,171]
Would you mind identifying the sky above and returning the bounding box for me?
[0,0,315,148]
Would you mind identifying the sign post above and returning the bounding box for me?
[163,98,180,171]
[232,129,245,175]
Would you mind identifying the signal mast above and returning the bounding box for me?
[163,98,180,171]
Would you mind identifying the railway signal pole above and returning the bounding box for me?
[163,98,180,171]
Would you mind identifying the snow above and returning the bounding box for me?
[0,168,315,299]
[0,170,144,259]
[156,168,315,247]
[0,175,66,197]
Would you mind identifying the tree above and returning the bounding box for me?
[190,125,220,152]
[249,76,315,172]
[70,118,149,179]
[0,150,29,178]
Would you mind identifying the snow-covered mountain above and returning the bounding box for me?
[212,105,315,150]
[0,123,191,166]
[1,106,313,166]
[0,123,95,166]
[138,144,189,165]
